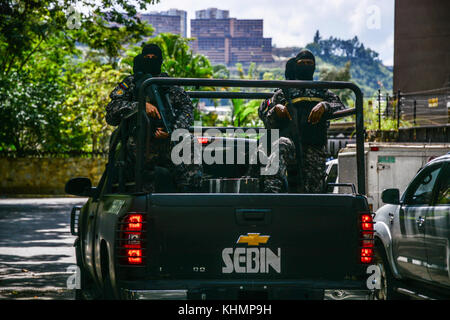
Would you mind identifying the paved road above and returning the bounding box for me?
[0,198,87,300]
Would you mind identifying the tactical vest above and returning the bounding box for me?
[288,88,329,147]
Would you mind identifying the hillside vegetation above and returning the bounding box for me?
[271,31,393,98]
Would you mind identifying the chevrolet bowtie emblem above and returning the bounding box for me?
[237,233,270,246]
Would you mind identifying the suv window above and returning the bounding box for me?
[435,166,449,205]
[406,164,443,205]
[326,162,338,185]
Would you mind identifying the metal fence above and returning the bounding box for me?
[367,87,450,129]
[399,87,450,127]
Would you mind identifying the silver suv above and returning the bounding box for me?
[374,152,450,299]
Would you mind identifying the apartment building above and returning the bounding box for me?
[139,9,187,38]
[191,8,273,65]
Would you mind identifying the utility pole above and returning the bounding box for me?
[378,89,381,130]
[385,93,389,117]
[397,90,401,130]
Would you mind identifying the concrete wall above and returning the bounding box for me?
[0,157,107,196]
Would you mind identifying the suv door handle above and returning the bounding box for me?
[388,212,394,224]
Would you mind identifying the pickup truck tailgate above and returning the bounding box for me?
[143,193,367,280]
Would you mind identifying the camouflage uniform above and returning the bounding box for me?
[106,74,202,192]
[258,88,345,193]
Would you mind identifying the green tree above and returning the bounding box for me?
[305,32,392,96]
[226,62,264,127]
[212,64,230,79]
[0,0,159,77]
[0,31,76,152]
[319,61,353,103]
[313,30,321,44]
[0,0,159,152]
[74,16,154,67]
[63,60,127,152]
[233,100,263,127]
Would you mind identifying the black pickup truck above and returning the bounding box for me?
[66,78,374,300]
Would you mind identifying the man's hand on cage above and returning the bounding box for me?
[273,104,292,120]
[308,102,326,124]
[154,127,169,139]
[146,102,161,120]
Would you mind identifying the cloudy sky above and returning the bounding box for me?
[143,0,394,66]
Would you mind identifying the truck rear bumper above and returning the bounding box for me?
[118,279,372,300]
[120,288,372,300]
[121,289,188,300]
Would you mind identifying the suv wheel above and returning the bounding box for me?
[374,244,407,300]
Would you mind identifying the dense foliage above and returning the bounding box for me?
[0,1,215,153]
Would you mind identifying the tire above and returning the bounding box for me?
[374,244,408,300]
[100,245,116,300]
[73,238,95,300]
[74,268,98,300]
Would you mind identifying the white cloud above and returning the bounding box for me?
[377,33,394,65]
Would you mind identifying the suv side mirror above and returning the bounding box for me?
[381,188,400,205]
[65,177,94,197]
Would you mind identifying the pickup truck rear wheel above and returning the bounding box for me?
[100,243,116,300]
[74,238,93,300]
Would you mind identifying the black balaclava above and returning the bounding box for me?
[133,54,146,79]
[137,43,163,76]
[132,45,163,97]
[294,49,316,80]
[285,58,296,80]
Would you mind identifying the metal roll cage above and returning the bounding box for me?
[132,78,365,194]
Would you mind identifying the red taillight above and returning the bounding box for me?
[197,137,210,144]
[118,213,145,265]
[370,146,379,151]
[361,248,374,263]
[127,249,143,264]
[360,213,375,264]
[361,214,373,231]
[127,214,143,231]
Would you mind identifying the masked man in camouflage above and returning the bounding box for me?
[258,49,346,193]
[105,44,202,192]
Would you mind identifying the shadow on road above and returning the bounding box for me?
[0,198,87,300]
